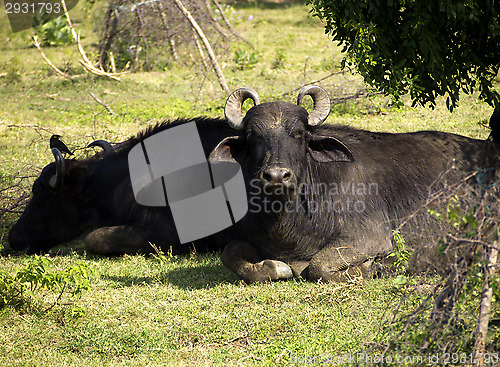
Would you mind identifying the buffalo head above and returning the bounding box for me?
[209,86,354,198]
[8,141,113,254]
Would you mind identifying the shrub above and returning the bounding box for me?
[0,255,92,314]
[308,0,500,110]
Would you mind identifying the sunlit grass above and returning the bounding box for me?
[0,252,418,366]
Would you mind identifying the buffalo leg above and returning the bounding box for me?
[84,226,153,255]
[221,241,293,283]
[303,245,371,282]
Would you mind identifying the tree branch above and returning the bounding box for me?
[473,237,499,366]
[172,0,229,93]
[89,92,119,116]
[30,33,74,80]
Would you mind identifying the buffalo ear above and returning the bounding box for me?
[307,135,354,163]
[209,135,247,163]
[64,166,88,193]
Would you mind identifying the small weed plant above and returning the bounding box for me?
[388,230,412,272]
[149,243,175,265]
[0,255,92,314]
[233,49,259,70]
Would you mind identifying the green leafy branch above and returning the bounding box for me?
[388,230,412,272]
[0,255,93,314]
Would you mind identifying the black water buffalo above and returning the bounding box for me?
[209,86,499,283]
[8,118,236,255]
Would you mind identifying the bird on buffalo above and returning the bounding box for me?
[50,134,73,156]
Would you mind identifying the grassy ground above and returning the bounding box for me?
[0,0,498,365]
[0,252,428,366]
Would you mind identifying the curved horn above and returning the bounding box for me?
[49,148,66,189]
[296,85,331,126]
[88,140,115,155]
[224,88,260,130]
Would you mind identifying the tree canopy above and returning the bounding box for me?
[308,0,500,110]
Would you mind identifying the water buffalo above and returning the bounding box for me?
[8,117,236,255]
[209,86,499,283]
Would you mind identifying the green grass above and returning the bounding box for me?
[0,0,499,365]
[0,252,420,366]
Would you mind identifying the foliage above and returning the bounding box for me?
[429,195,478,239]
[380,179,500,358]
[0,255,92,314]
[308,0,500,110]
[384,254,499,358]
[233,49,259,70]
[33,16,73,47]
[388,230,412,272]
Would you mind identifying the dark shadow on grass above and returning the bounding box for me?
[101,260,239,290]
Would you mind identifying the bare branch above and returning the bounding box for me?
[284,70,351,96]
[211,0,255,49]
[193,31,209,69]
[89,92,119,116]
[156,1,178,61]
[473,237,499,366]
[172,0,229,93]
[61,0,125,81]
[30,33,74,80]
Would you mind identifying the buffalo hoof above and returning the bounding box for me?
[258,259,293,280]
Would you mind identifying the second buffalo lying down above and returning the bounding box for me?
[8,118,236,255]
[209,86,500,283]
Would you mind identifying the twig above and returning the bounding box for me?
[89,92,119,116]
[382,273,444,355]
[203,0,231,40]
[445,234,489,247]
[42,282,67,313]
[331,90,384,104]
[193,31,209,69]
[7,124,54,136]
[392,170,479,235]
[473,237,499,366]
[283,70,352,96]
[60,0,124,81]
[30,33,74,80]
[172,0,229,94]
[211,0,255,49]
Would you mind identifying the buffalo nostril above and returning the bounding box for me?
[262,171,273,182]
[261,167,293,184]
[282,170,292,182]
